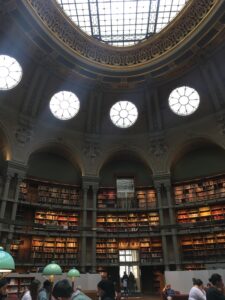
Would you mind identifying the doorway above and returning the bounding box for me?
[119,249,140,292]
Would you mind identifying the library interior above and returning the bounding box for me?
[1,0,225,299]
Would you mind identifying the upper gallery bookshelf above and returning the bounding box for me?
[176,204,225,226]
[34,210,79,230]
[180,232,225,261]
[173,174,225,205]
[19,179,81,206]
[97,212,160,233]
[96,237,162,265]
[97,187,156,209]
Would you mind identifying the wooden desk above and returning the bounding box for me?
[173,294,189,300]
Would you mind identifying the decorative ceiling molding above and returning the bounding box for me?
[22,0,218,71]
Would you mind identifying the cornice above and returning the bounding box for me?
[8,0,225,82]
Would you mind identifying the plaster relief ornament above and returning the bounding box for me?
[15,119,33,146]
[149,137,168,157]
[83,140,101,160]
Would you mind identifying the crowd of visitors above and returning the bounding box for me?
[1,272,225,300]
[163,272,225,300]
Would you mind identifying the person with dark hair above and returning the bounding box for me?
[22,279,41,300]
[38,280,51,300]
[0,278,9,300]
[162,284,175,300]
[52,279,73,300]
[188,278,206,300]
[206,273,225,300]
[97,279,115,300]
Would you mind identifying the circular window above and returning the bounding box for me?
[0,55,23,90]
[49,91,80,120]
[110,101,138,128]
[168,86,200,116]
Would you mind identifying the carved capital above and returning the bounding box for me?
[149,136,168,157]
[15,117,33,146]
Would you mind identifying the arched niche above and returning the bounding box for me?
[99,151,153,187]
[171,142,225,182]
[27,150,82,185]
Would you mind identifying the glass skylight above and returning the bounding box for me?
[110,101,138,128]
[168,86,200,116]
[49,91,80,120]
[56,0,188,47]
[0,55,22,90]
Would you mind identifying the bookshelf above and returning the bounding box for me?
[173,175,225,204]
[97,238,118,264]
[7,275,35,297]
[31,236,79,265]
[176,204,225,225]
[140,238,163,263]
[97,187,157,209]
[136,188,157,208]
[34,210,79,230]
[180,232,225,261]
[96,237,162,265]
[97,188,117,208]
[19,179,81,206]
[97,212,159,233]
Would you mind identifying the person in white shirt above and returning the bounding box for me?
[189,278,206,300]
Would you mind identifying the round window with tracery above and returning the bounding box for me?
[168,86,200,116]
[49,91,80,120]
[0,55,23,90]
[110,101,138,128]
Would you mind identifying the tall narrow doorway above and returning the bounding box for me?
[119,249,140,292]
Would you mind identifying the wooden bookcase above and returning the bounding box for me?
[96,237,162,265]
[31,236,78,265]
[140,238,163,263]
[97,212,159,233]
[97,238,118,264]
[97,187,157,209]
[136,188,157,208]
[173,175,225,205]
[7,275,35,297]
[180,232,225,261]
[176,204,225,225]
[19,179,81,206]
[97,188,117,208]
[34,210,79,230]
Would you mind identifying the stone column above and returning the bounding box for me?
[0,175,12,232]
[155,184,169,270]
[199,63,221,110]
[164,182,181,270]
[91,185,98,273]
[6,176,24,251]
[80,184,88,273]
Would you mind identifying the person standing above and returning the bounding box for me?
[163,284,175,300]
[121,272,129,298]
[0,278,9,300]
[188,278,206,300]
[97,279,115,300]
[38,280,51,300]
[206,273,225,300]
[21,279,41,300]
[72,285,92,300]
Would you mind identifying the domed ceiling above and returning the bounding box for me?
[56,0,188,47]
[13,0,224,84]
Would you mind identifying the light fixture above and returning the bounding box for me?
[42,261,62,282]
[67,267,80,288]
[0,247,15,273]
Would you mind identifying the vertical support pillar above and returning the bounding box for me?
[80,186,88,273]
[0,175,11,232]
[91,186,98,273]
[155,185,169,270]
[165,183,181,270]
